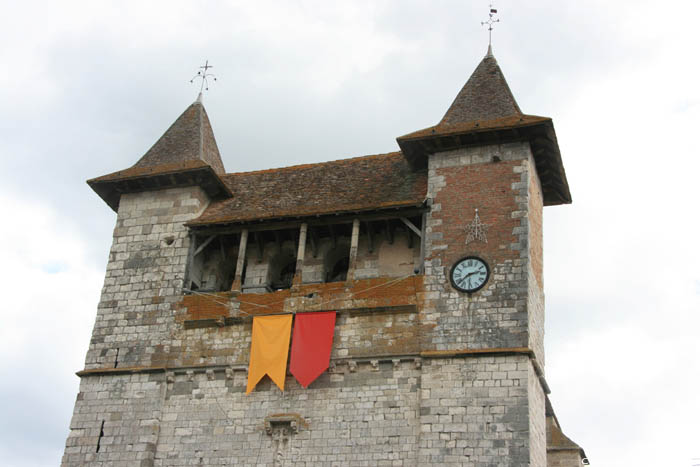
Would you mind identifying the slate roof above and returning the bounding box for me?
[397,49,572,206]
[88,98,231,211]
[188,152,427,226]
[545,397,587,459]
[88,160,232,212]
[89,50,570,215]
[441,48,522,124]
[134,97,225,174]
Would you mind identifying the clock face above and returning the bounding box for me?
[450,256,490,293]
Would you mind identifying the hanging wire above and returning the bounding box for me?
[174,273,422,464]
[184,273,417,318]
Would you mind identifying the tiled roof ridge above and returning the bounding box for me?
[221,151,403,177]
[190,150,426,226]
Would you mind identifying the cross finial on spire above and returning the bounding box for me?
[190,60,217,96]
[481,4,500,51]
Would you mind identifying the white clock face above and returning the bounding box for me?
[450,257,490,293]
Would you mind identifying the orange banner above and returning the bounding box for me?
[246,315,293,394]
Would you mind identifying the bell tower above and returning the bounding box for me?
[63,49,583,466]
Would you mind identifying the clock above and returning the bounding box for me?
[450,256,490,293]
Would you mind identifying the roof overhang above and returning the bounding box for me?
[186,203,427,231]
[87,161,233,212]
[397,116,571,206]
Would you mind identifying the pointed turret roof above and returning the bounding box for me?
[133,96,226,174]
[88,97,231,211]
[440,49,522,125]
[397,48,571,206]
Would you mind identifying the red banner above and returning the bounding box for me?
[289,311,336,388]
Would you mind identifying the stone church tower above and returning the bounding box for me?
[62,49,586,466]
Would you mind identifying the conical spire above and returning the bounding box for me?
[133,98,225,174]
[396,49,571,206]
[87,98,232,211]
[439,50,521,126]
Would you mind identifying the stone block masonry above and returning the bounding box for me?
[65,142,552,465]
[422,143,544,359]
[64,355,545,466]
[63,38,587,464]
[86,187,209,370]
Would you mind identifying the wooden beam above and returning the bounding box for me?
[400,217,422,238]
[365,221,374,253]
[385,219,394,244]
[274,231,282,253]
[309,227,319,258]
[419,212,427,273]
[292,223,307,290]
[346,219,360,281]
[255,232,264,263]
[193,235,216,257]
[184,232,196,291]
[230,229,248,294]
[329,224,337,249]
[186,207,426,235]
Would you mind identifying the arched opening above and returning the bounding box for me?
[268,250,296,290]
[324,243,350,283]
[328,256,349,282]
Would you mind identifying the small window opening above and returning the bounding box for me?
[114,348,119,368]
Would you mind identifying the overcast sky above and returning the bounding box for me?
[1,1,698,466]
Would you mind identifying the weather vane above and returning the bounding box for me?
[481,4,500,47]
[190,60,217,94]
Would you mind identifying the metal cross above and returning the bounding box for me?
[481,4,500,47]
[190,60,217,93]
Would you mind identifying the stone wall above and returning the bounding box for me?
[64,360,421,466]
[422,143,539,353]
[420,142,547,464]
[529,359,547,466]
[66,142,553,465]
[526,153,546,367]
[85,187,209,370]
[64,356,549,466]
[418,354,534,465]
[62,373,163,466]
